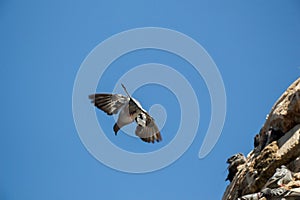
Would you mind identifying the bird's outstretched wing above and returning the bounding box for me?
[89,94,129,115]
[135,112,162,143]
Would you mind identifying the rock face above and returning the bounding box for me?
[223,78,300,200]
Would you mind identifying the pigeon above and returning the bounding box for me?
[261,187,300,200]
[266,127,285,144]
[260,127,285,150]
[237,192,263,200]
[239,188,300,200]
[226,153,246,182]
[254,133,260,148]
[263,165,293,189]
[89,84,162,143]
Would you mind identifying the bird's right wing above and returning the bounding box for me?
[89,94,129,115]
[135,112,162,143]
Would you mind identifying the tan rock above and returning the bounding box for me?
[294,173,300,181]
[223,78,300,200]
[261,78,300,135]
[287,157,300,172]
[285,181,300,189]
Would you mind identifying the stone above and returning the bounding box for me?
[222,78,300,200]
[287,157,300,172]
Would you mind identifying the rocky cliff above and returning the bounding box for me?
[223,78,300,200]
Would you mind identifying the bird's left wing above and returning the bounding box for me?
[89,94,129,115]
[135,112,162,143]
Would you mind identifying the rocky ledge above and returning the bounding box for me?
[223,78,300,200]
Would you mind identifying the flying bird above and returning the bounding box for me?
[88,84,162,143]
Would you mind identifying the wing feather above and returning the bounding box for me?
[135,112,162,143]
[89,94,129,115]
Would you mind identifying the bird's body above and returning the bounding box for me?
[89,84,162,143]
[115,103,133,131]
[263,165,293,189]
[226,153,246,182]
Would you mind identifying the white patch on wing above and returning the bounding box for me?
[136,113,147,127]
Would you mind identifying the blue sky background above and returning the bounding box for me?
[1,1,300,199]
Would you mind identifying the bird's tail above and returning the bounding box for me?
[121,84,131,98]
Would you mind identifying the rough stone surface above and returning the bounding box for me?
[260,78,300,138]
[223,78,300,200]
[287,157,300,172]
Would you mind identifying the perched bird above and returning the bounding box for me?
[260,127,285,150]
[226,153,243,164]
[239,188,300,200]
[237,192,263,200]
[267,127,285,144]
[261,187,300,199]
[263,165,293,189]
[226,153,246,182]
[254,133,260,148]
[89,84,162,143]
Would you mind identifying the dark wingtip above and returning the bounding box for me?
[88,94,96,100]
[156,132,162,142]
[140,132,162,144]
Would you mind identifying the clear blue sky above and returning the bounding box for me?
[1,1,300,199]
